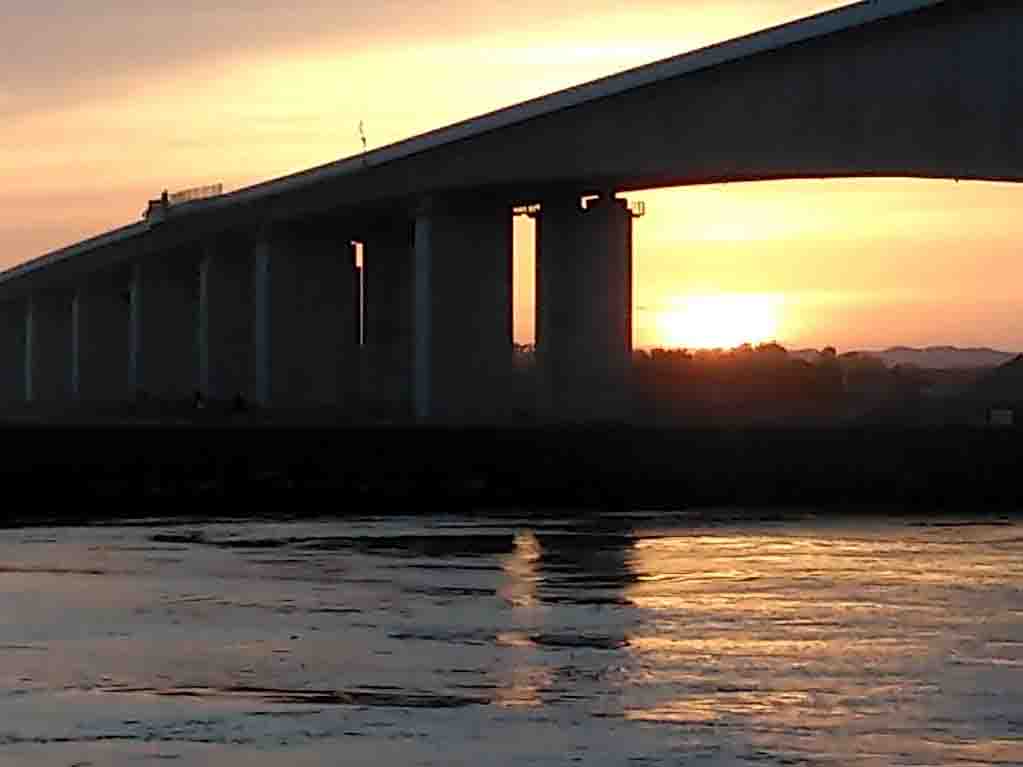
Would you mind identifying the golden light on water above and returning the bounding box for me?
[501,531,542,609]
[655,293,784,349]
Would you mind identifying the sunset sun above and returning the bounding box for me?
[656,293,783,349]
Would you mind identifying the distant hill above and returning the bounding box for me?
[792,346,1016,369]
[871,346,1017,369]
[960,354,1023,404]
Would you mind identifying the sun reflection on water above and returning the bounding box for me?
[500,531,543,609]
[610,525,1023,760]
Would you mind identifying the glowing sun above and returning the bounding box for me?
[656,293,783,349]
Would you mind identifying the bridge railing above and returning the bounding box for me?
[168,184,223,206]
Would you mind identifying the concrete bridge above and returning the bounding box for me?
[1,0,1019,423]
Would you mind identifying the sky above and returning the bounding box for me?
[3,0,1022,352]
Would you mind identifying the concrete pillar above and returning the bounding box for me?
[73,268,132,403]
[130,253,200,401]
[199,237,255,402]
[536,194,633,421]
[253,225,359,408]
[363,220,414,416]
[0,300,26,405]
[536,197,580,417]
[26,291,73,403]
[413,198,513,423]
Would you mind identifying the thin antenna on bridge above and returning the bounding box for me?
[358,121,368,167]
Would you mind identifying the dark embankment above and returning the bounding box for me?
[0,424,1020,519]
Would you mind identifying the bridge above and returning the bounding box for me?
[0,0,1019,423]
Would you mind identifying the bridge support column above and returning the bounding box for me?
[254,226,359,408]
[413,198,512,423]
[363,221,413,417]
[130,255,199,401]
[0,300,27,405]
[26,292,73,403]
[73,269,131,403]
[536,194,633,421]
[199,238,255,402]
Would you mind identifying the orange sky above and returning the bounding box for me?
[3,0,1022,351]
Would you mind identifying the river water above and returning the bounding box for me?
[1,511,1021,766]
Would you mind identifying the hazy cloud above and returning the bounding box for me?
[2,0,828,116]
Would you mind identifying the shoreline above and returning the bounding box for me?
[0,423,1020,509]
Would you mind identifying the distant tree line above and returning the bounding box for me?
[512,342,994,426]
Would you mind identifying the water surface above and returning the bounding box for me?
[1,511,1021,765]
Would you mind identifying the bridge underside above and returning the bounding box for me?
[0,0,1019,423]
[255,0,1022,218]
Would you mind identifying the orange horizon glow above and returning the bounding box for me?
[653,293,784,350]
